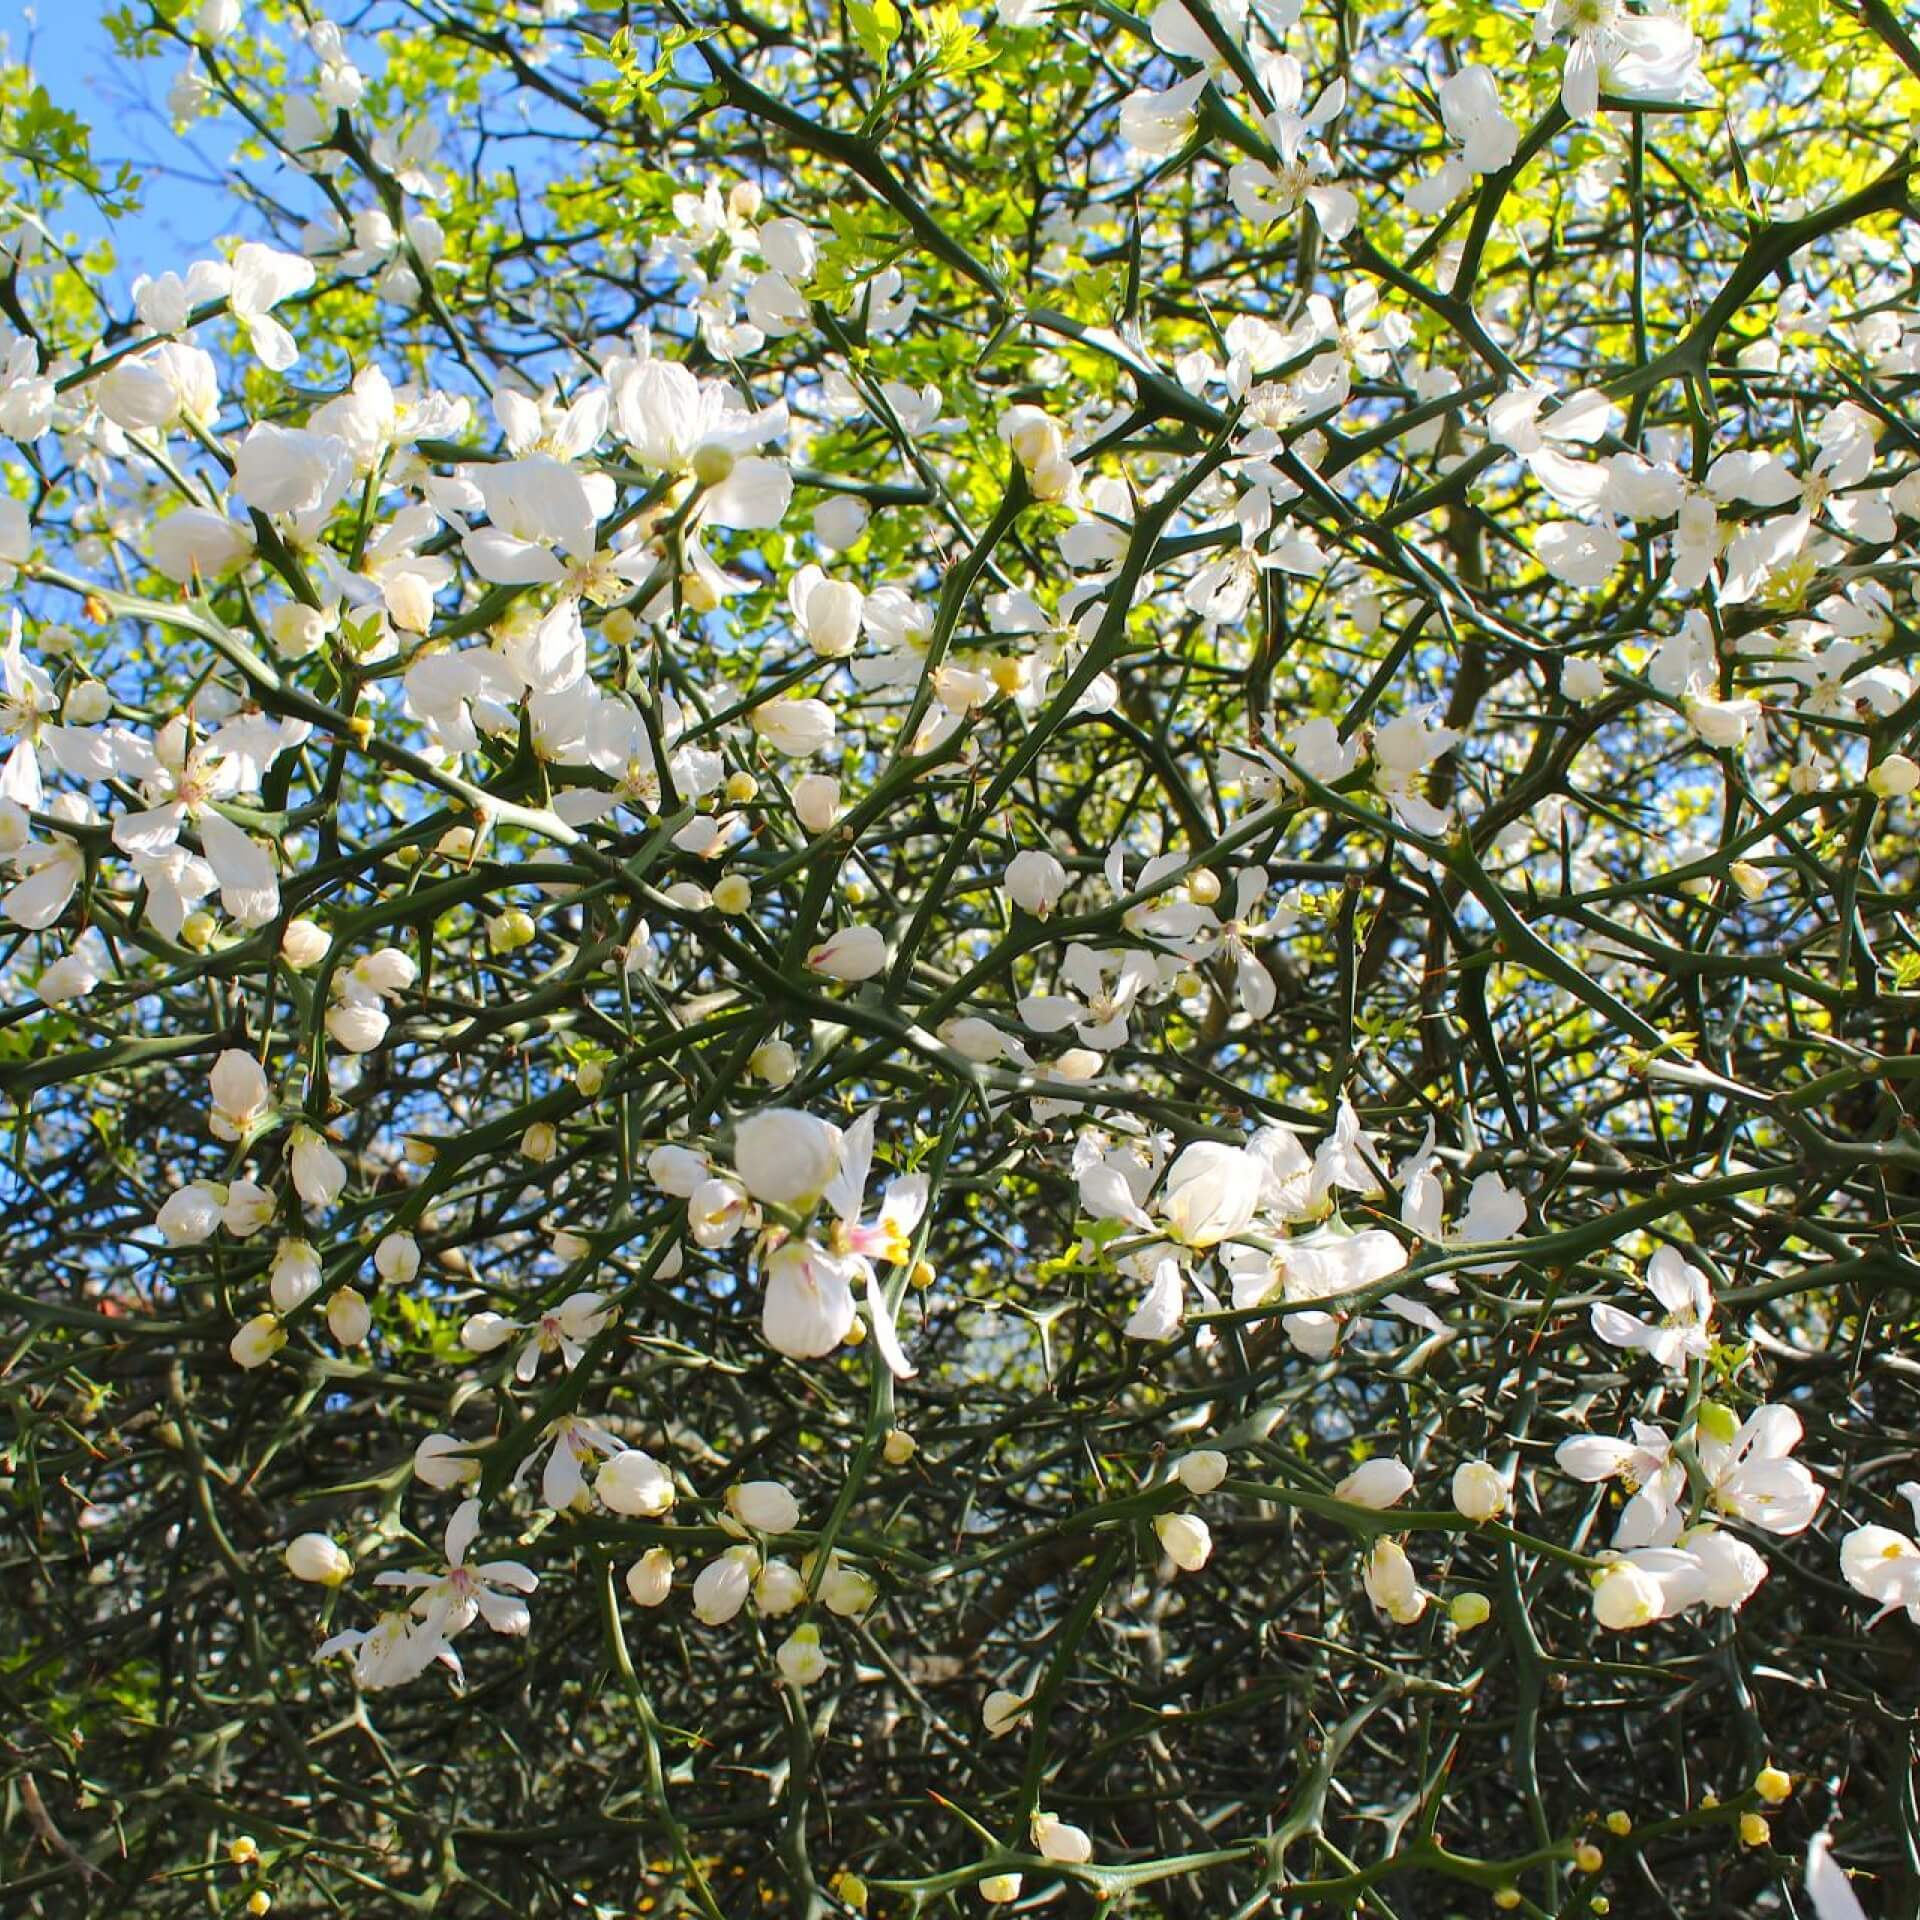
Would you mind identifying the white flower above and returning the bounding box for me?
[1019,943,1157,1052]
[1698,1405,1825,1536]
[150,508,255,585]
[234,423,354,517]
[229,241,317,370]
[375,1498,538,1638]
[316,1610,457,1690]
[1589,1246,1713,1372]
[1158,1141,1263,1249]
[1121,69,1211,154]
[761,1238,859,1360]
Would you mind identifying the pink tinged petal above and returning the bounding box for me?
[474,1588,532,1635]
[825,1108,877,1223]
[865,1266,917,1378]
[445,1498,482,1569]
[475,1559,539,1592]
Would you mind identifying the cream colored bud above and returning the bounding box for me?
[712,874,753,916]
[326,1286,371,1346]
[626,1547,673,1607]
[521,1121,559,1163]
[285,1532,353,1585]
[1869,753,1920,798]
[882,1428,916,1466]
[1451,1460,1509,1522]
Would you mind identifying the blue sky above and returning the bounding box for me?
[2,0,237,292]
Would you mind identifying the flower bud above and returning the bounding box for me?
[1451,1459,1509,1522]
[326,1286,371,1346]
[230,1313,286,1370]
[1176,1448,1229,1496]
[1869,752,1919,798]
[1030,1811,1093,1865]
[488,908,536,953]
[626,1547,673,1606]
[882,1428,916,1465]
[1335,1457,1413,1510]
[285,1532,353,1585]
[1187,868,1222,906]
[792,772,841,833]
[281,918,331,969]
[1592,1562,1663,1631]
[712,874,753,916]
[751,1038,798,1086]
[776,1622,830,1687]
[727,1479,801,1534]
[979,1873,1022,1905]
[755,1558,806,1615]
[598,1449,676,1517]
[374,1231,420,1285]
[1153,1510,1213,1572]
[808,924,887,981]
[1738,1811,1770,1849]
[269,1238,323,1313]
[1449,1590,1492,1631]
[1754,1765,1791,1804]
[983,1687,1025,1736]
[1005,849,1068,918]
[692,1547,755,1624]
[414,1434,480,1491]
[521,1121,559,1163]
[732,1108,841,1207]
[461,1311,518,1354]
